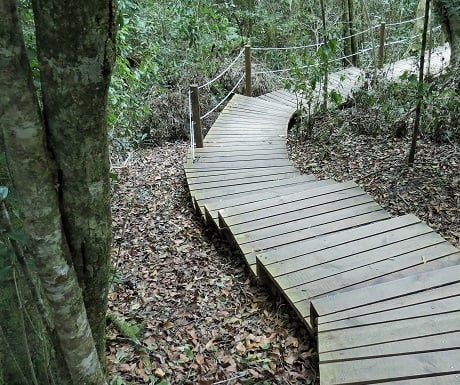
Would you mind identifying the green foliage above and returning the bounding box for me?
[109,0,242,153]
[286,36,343,140]
[300,69,460,147]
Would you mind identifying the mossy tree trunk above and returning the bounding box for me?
[432,0,460,67]
[0,0,116,383]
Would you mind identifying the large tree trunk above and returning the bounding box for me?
[432,0,460,67]
[1,0,115,383]
[32,0,116,361]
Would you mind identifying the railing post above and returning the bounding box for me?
[190,85,203,148]
[245,45,252,97]
[378,22,386,68]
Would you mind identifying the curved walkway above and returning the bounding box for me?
[184,46,460,384]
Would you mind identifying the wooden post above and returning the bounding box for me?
[190,85,203,148]
[245,45,252,97]
[378,22,386,68]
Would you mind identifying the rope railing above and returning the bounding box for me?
[198,48,245,90]
[188,14,443,158]
[386,15,424,28]
[252,42,320,51]
[201,75,245,120]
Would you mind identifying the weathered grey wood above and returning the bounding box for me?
[273,231,445,291]
[206,179,336,225]
[220,181,357,222]
[313,264,460,324]
[186,158,292,172]
[237,202,385,248]
[194,175,316,216]
[239,210,390,256]
[188,172,298,193]
[263,222,434,279]
[285,243,459,304]
[320,349,460,385]
[320,294,460,333]
[320,330,460,363]
[371,374,460,385]
[193,174,311,201]
[230,194,375,235]
[256,214,421,268]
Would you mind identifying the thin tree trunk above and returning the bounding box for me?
[320,0,328,109]
[348,0,358,66]
[342,0,352,65]
[408,0,431,165]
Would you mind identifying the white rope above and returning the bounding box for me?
[386,15,424,28]
[252,42,319,51]
[254,61,319,75]
[198,48,245,90]
[337,25,377,42]
[330,47,374,64]
[200,75,245,120]
[188,90,195,161]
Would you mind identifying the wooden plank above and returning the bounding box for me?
[187,168,297,185]
[255,214,421,267]
[188,172,298,193]
[286,242,459,303]
[193,174,311,201]
[189,152,288,165]
[272,231,444,291]
[231,195,380,237]
[311,263,460,322]
[236,202,384,247]
[220,181,358,222]
[238,210,390,255]
[318,282,460,327]
[264,222,434,279]
[189,146,288,156]
[289,245,460,323]
[204,179,335,224]
[320,349,460,385]
[194,175,317,215]
[319,294,460,333]
[185,158,292,172]
[228,189,372,234]
[371,374,460,385]
[318,311,460,353]
[185,165,296,179]
[320,330,460,363]
[226,94,295,113]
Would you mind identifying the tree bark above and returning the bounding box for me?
[342,0,358,67]
[1,0,114,383]
[32,0,116,360]
[432,0,460,67]
[408,0,431,165]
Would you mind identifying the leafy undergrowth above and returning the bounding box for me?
[107,142,317,385]
[288,131,459,247]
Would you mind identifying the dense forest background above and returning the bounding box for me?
[105,0,454,152]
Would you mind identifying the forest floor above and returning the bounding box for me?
[107,142,317,385]
[107,128,458,384]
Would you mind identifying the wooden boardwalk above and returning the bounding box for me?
[184,46,460,384]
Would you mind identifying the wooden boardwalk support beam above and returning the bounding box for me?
[190,85,203,148]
